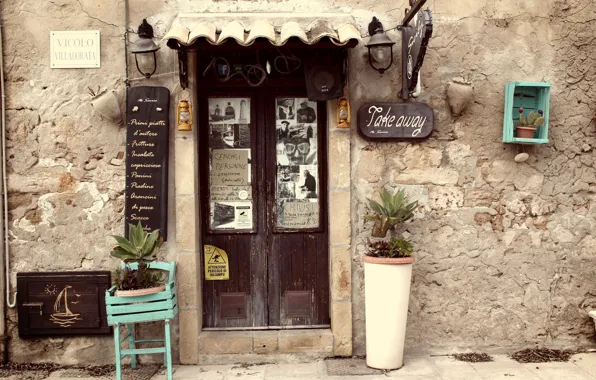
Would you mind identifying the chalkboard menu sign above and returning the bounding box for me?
[124,86,169,240]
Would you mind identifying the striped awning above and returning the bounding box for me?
[163,13,361,48]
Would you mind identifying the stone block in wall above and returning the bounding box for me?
[199,331,252,355]
[176,252,199,309]
[175,137,197,195]
[179,310,199,364]
[328,130,350,188]
[329,191,351,245]
[278,330,333,353]
[331,301,352,356]
[357,148,383,183]
[331,247,351,301]
[175,196,197,251]
[253,331,278,354]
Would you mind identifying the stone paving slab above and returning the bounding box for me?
[41,353,596,380]
[468,355,540,380]
[572,353,596,378]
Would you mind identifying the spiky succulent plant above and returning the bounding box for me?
[110,222,162,263]
[366,237,413,258]
[365,188,418,238]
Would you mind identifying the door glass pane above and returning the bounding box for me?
[275,97,320,229]
[208,97,254,231]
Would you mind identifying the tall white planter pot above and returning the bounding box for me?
[590,310,596,331]
[364,256,414,370]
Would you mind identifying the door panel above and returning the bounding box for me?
[200,86,329,329]
[268,233,330,327]
[200,92,267,328]
[267,96,329,327]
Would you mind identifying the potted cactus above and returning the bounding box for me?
[109,222,166,296]
[363,188,418,370]
[515,107,544,138]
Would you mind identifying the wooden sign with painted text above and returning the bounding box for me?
[124,86,169,239]
[357,102,434,140]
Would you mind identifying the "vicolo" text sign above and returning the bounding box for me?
[357,102,434,140]
[50,31,100,68]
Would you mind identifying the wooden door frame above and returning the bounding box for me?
[173,48,354,362]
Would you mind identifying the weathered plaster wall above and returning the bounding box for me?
[2,0,127,364]
[1,0,595,364]
[350,0,596,355]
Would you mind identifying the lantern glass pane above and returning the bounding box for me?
[136,52,155,73]
[372,45,391,66]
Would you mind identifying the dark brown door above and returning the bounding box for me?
[199,85,329,329]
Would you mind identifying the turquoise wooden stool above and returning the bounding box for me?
[105,261,178,380]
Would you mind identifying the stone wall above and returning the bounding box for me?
[350,0,596,355]
[0,0,595,364]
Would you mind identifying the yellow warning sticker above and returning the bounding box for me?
[204,245,229,281]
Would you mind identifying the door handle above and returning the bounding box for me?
[23,302,43,315]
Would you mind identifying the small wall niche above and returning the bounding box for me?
[502,81,551,144]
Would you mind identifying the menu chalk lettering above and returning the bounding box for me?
[124,86,169,239]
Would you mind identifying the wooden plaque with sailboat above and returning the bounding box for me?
[17,271,111,337]
[49,285,82,327]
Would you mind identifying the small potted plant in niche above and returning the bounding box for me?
[515,108,544,138]
[110,222,166,296]
[363,188,418,370]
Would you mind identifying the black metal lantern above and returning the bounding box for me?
[366,17,395,74]
[130,19,160,79]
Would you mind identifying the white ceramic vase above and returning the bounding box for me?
[590,310,596,330]
[91,89,123,124]
[364,256,414,370]
[446,78,474,116]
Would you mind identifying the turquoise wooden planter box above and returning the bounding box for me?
[105,261,177,380]
[503,81,551,144]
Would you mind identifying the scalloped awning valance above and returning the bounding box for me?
[163,13,361,48]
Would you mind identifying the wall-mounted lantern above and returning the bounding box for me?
[366,17,395,74]
[130,19,160,79]
[366,0,433,99]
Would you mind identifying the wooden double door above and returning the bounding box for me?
[199,86,329,329]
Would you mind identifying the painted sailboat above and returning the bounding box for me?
[49,285,82,327]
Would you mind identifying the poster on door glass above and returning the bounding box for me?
[210,201,253,230]
[209,97,251,149]
[275,97,319,229]
[210,149,251,186]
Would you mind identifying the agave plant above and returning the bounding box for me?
[365,188,418,238]
[109,223,164,290]
[110,222,162,263]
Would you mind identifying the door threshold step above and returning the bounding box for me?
[198,328,333,357]
[202,324,330,331]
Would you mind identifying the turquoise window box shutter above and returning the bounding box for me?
[105,261,177,380]
[503,81,551,144]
